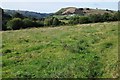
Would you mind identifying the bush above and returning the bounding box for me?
[79,16,90,24]
[102,13,112,21]
[69,16,80,25]
[69,16,90,24]
[2,23,7,30]
[52,18,60,26]
[22,18,34,28]
[44,17,53,26]
[44,17,61,27]
[89,14,103,23]
[6,18,23,30]
[112,12,120,21]
[34,20,44,27]
[12,12,24,19]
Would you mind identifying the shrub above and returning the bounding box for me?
[69,16,80,25]
[79,16,90,24]
[12,12,24,18]
[44,17,61,26]
[89,14,103,23]
[2,25,7,30]
[44,17,53,26]
[22,18,34,28]
[52,17,60,26]
[2,10,12,30]
[112,12,120,21]
[6,18,23,30]
[35,20,44,27]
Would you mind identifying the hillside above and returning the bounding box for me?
[55,7,116,15]
[3,7,116,19]
[3,9,52,19]
[2,22,118,78]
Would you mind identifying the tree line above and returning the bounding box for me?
[68,12,119,25]
[2,10,64,30]
[2,9,120,30]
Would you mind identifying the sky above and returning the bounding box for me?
[0,1,119,13]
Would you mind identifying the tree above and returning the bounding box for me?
[112,12,120,21]
[34,20,44,27]
[52,18,60,26]
[102,13,111,21]
[2,23,7,30]
[6,18,23,30]
[69,16,80,25]
[79,16,90,24]
[2,9,12,30]
[13,12,24,18]
[44,17,54,26]
[22,18,34,28]
[89,14,103,23]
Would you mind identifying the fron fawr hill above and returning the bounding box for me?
[55,7,116,15]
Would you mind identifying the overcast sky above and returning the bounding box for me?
[0,1,119,13]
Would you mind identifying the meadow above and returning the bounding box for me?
[1,21,118,78]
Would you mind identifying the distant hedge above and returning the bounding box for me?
[68,12,119,25]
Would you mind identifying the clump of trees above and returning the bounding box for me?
[4,17,45,30]
[7,18,23,30]
[2,10,63,30]
[44,17,64,26]
[2,8,120,30]
[68,12,119,25]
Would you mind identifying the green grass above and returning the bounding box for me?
[2,22,119,78]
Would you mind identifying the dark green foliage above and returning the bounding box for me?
[35,20,44,27]
[69,16,90,24]
[69,16,80,25]
[79,16,90,24]
[44,17,53,26]
[102,13,112,21]
[6,18,23,30]
[52,18,60,26]
[68,12,119,25]
[22,18,34,28]
[12,12,24,18]
[2,9,12,30]
[113,12,120,21]
[89,14,103,23]
[44,17,61,26]
[2,24,7,30]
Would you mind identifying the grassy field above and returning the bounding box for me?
[1,22,119,78]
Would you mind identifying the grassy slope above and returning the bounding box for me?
[2,22,118,78]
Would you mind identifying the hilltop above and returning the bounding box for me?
[55,7,116,15]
